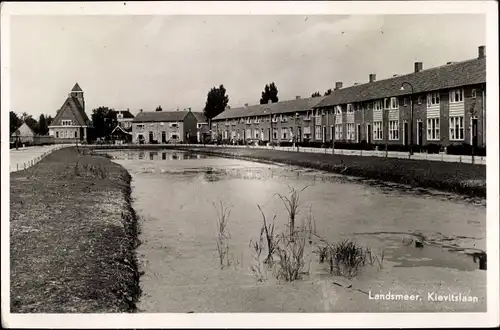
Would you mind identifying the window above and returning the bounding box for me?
[212,123,217,127]
[231,131,236,139]
[223,130,228,139]
[417,96,424,105]
[471,89,477,98]
[389,121,399,140]
[390,97,398,109]
[346,123,355,141]
[374,100,384,111]
[403,98,409,106]
[427,92,440,106]
[281,115,288,123]
[303,126,311,139]
[449,116,464,140]
[373,121,383,140]
[384,98,391,109]
[61,120,72,126]
[347,104,354,113]
[254,117,260,124]
[56,132,59,138]
[335,124,343,140]
[303,112,311,121]
[254,130,259,139]
[160,122,164,126]
[246,129,251,138]
[74,131,77,138]
[335,105,342,115]
[367,102,373,110]
[273,128,278,139]
[281,128,288,140]
[272,115,278,123]
[315,125,322,140]
[136,124,144,129]
[170,122,179,128]
[427,118,440,141]
[449,88,464,103]
[246,117,252,124]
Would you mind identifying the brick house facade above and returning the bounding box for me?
[131,109,198,143]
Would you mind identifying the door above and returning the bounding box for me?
[471,118,478,148]
[323,126,327,143]
[417,121,423,147]
[367,124,372,144]
[298,127,302,142]
[356,124,361,143]
[148,131,154,143]
[162,131,166,143]
[404,122,409,146]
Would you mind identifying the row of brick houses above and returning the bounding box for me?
[131,108,209,144]
[212,45,486,149]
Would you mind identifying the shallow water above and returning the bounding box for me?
[110,149,486,313]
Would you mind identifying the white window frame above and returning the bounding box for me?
[373,121,383,141]
[335,105,342,115]
[335,124,343,140]
[389,120,399,140]
[426,118,440,141]
[347,104,354,114]
[384,98,391,109]
[390,97,398,109]
[281,127,289,140]
[346,123,355,141]
[449,88,464,103]
[449,116,464,141]
[374,100,384,111]
[61,120,73,126]
[427,92,440,106]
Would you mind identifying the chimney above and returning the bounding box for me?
[393,74,399,77]
[478,45,485,59]
[414,62,423,73]
[296,96,301,100]
[268,99,272,104]
[335,82,343,90]
[369,74,376,83]
[140,109,143,113]
[244,103,249,107]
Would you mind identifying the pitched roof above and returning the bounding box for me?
[71,83,83,92]
[117,110,135,118]
[314,57,486,108]
[51,96,90,126]
[192,112,208,123]
[213,96,325,120]
[132,111,189,123]
[111,125,132,135]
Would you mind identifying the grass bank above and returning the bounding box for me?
[177,146,486,198]
[10,147,141,313]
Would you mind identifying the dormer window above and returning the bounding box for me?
[347,104,354,113]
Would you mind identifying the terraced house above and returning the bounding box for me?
[313,45,486,150]
[212,45,486,151]
[131,108,199,143]
[212,96,325,143]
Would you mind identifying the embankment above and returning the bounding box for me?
[175,146,486,199]
[10,147,141,312]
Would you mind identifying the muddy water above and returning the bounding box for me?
[109,149,486,313]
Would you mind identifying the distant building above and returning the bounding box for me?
[192,111,210,143]
[110,109,135,144]
[131,108,198,143]
[48,83,91,143]
[10,122,35,144]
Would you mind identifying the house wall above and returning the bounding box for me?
[183,112,198,142]
[131,121,185,143]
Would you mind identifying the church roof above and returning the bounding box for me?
[71,83,83,92]
[50,96,90,126]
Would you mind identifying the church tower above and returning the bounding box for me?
[69,83,85,110]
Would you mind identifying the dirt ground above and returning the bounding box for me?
[10,147,140,313]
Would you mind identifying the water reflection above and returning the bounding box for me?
[111,150,207,161]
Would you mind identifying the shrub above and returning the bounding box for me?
[426,143,441,154]
[447,143,486,156]
[279,141,293,147]
[327,240,369,279]
[213,200,232,269]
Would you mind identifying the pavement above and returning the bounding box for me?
[10,144,72,172]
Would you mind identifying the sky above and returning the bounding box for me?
[10,14,485,118]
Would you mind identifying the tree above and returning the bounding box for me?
[39,114,48,135]
[155,105,163,112]
[91,107,117,139]
[311,91,321,97]
[10,111,22,135]
[324,89,333,96]
[203,84,229,121]
[260,82,279,104]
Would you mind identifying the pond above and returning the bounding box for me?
[108,149,486,313]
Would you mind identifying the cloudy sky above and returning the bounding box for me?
[10,14,485,118]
